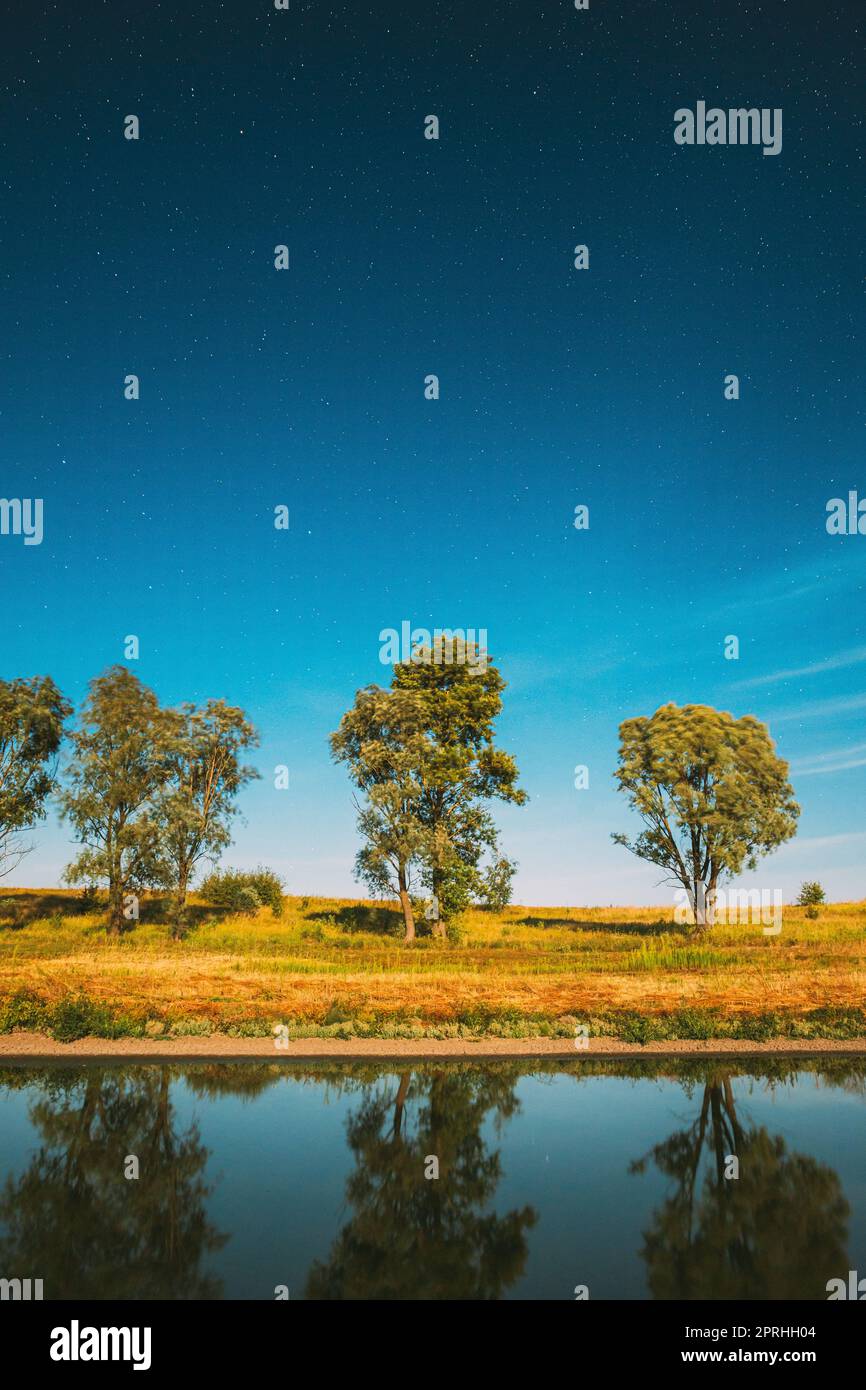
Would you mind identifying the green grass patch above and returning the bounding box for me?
[0,990,146,1042]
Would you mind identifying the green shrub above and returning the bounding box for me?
[445,917,467,946]
[0,991,47,1033]
[617,1012,667,1045]
[199,866,284,917]
[1,991,143,1042]
[796,881,826,907]
[49,995,118,1042]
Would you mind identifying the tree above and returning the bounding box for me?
[477,853,518,912]
[613,703,799,930]
[156,701,259,934]
[0,675,71,878]
[60,667,170,933]
[331,687,430,940]
[390,637,526,933]
[797,881,826,917]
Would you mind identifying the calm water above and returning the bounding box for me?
[0,1058,864,1300]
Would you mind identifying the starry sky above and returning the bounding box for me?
[1,0,864,903]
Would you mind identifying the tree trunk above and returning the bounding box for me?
[692,879,711,933]
[107,872,124,935]
[430,869,447,937]
[397,867,415,942]
[172,870,190,940]
[707,871,719,928]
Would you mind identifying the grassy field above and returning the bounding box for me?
[1,888,864,1043]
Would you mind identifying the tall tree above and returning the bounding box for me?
[60,666,170,933]
[0,675,70,878]
[331,687,429,940]
[613,703,799,930]
[157,700,259,935]
[390,637,526,931]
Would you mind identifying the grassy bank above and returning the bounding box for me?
[1,888,864,1043]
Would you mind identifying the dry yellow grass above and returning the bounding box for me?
[1,888,864,1032]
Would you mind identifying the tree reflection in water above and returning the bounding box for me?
[306,1066,537,1299]
[0,1059,860,1302]
[629,1066,852,1299]
[0,1066,227,1299]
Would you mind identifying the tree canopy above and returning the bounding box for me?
[331,639,526,937]
[60,667,170,932]
[157,699,259,934]
[613,703,799,929]
[0,675,70,878]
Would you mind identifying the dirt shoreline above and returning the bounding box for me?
[1,1031,866,1062]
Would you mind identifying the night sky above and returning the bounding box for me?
[1,0,863,902]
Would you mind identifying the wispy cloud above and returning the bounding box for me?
[732,646,866,691]
[774,693,866,723]
[795,757,866,777]
[709,552,863,623]
[790,742,866,776]
[776,831,866,852]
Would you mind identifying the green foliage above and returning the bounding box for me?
[0,990,143,1041]
[477,854,517,911]
[156,700,259,932]
[60,670,260,937]
[79,884,100,912]
[331,686,431,940]
[331,639,526,938]
[613,703,799,930]
[198,866,284,917]
[60,667,171,932]
[48,995,128,1043]
[444,915,468,945]
[392,640,526,922]
[0,675,71,878]
[797,881,826,907]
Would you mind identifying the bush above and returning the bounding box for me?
[199,866,285,917]
[245,868,285,916]
[796,881,826,907]
[445,917,467,945]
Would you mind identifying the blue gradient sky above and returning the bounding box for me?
[1,0,863,903]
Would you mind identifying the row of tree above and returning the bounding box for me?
[0,667,257,933]
[0,639,801,938]
[329,637,801,937]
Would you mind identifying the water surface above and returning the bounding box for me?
[0,1058,863,1299]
